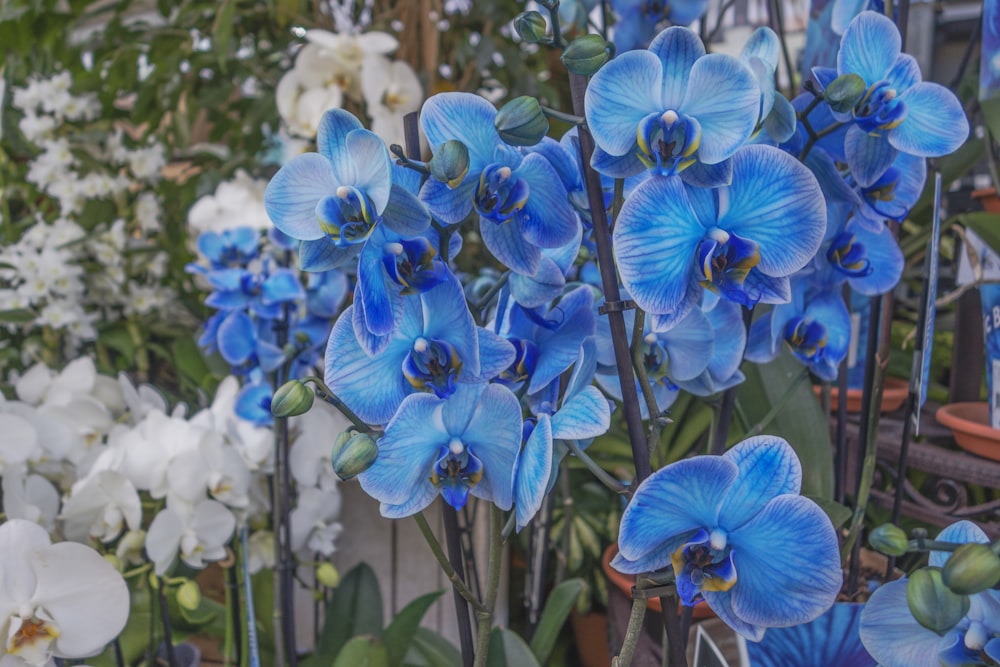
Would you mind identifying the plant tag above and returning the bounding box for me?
[692,623,733,667]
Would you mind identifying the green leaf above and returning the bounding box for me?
[0,308,35,323]
[529,578,586,665]
[316,562,385,658]
[959,211,1000,256]
[486,628,541,667]
[382,590,445,667]
[805,494,852,529]
[172,335,210,387]
[982,97,1000,151]
[403,628,462,667]
[212,0,236,71]
[735,349,834,499]
[333,636,390,667]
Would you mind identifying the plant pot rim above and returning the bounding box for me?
[601,543,715,619]
[812,376,909,413]
[936,402,1000,461]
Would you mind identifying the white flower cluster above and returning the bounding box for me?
[12,71,100,143]
[277,28,423,148]
[187,169,272,237]
[0,356,345,583]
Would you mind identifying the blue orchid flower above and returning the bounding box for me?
[514,384,611,531]
[194,227,260,269]
[613,144,827,318]
[419,92,579,276]
[614,435,842,640]
[325,271,515,425]
[745,603,875,667]
[674,295,747,395]
[235,372,275,426]
[859,521,1000,667]
[205,266,305,319]
[850,151,927,229]
[810,211,903,296]
[814,11,968,186]
[746,279,851,381]
[358,382,523,516]
[585,26,760,181]
[611,0,709,53]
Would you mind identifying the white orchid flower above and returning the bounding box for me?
[145,499,236,575]
[0,519,129,666]
[289,487,342,557]
[59,470,141,544]
[2,475,59,534]
[289,401,349,492]
[166,436,251,509]
[360,57,423,148]
[0,413,40,475]
[276,69,344,139]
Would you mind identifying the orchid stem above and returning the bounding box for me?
[614,597,648,667]
[474,271,510,314]
[301,377,372,433]
[241,526,262,667]
[473,506,504,667]
[414,512,487,614]
[157,578,178,667]
[540,106,584,125]
[566,439,630,495]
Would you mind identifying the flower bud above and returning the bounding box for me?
[561,35,614,76]
[495,96,549,147]
[270,380,314,418]
[429,140,470,188]
[942,543,1000,595]
[332,431,378,481]
[103,554,123,572]
[868,524,909,557]
[823,73,866,113]
[513,11,548,44]
[176,580,202,611]
[316,562,341,588]
[906,567,969,633]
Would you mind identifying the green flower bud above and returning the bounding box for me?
[907,567,970,633]
[824,73,867,114]
[495,96,549,147]
[514,11,548,44]
[868,524,909,557]
[942,543,1000,595]
[332,431,378,481]
[561,35,614,76]
[103,554,123,572]
[429,140,470,188]
[271,380,314,418]
[176,580,202,611]
[316,562,341,588]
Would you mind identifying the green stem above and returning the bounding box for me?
[473,506,504,667]
[224,568,235,667]
[414,513,486,613]
[614,598,648,667]
[745,367,810,436]
[566,439,630,495]
[301,377,372,433]
[630,308,661,424]
[543,0,567,49]
[799,120,845,162]
[540,105,584,125]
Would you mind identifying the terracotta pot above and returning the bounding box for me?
[936,402,1000,461]
[571,609,611,667]
[813,376,909,413]
[601,544,715,619]
[973,187,1000,214]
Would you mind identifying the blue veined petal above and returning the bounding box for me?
[420,272,480,377]
[615,456,738,568]
[659,306,713,381]
[261,269,305,305]
[197,232,225,264]
[235,381,273,426]
[480,213,542,275]
[806,289,852,363]
[763,93,797,143]
[846,125,898,187]
[316,109,364,182]
[704,298,746,382]
[745,271,791,304]
[381,184,431,237]
[804,148,861,214]
[564,338,598,401]
[298,237,359,272]
[680,54,760,165]
[647,27,705,107]
[352,284,395,357]
[205,289,251,311]
[325,307,413,425]
[217,310,256,365]
[613,176,705,315]
[718,436,803,531]
[255,339,286,373]
[890,82,970,158]
[719,145,826,277]
[264,153,338,241]
[746,603,875,667]
[357,239,398,337]
[346,129,392,213]
[728,495,841,627]
[515,415,553,531]
[516,153,579,249]
[701,590,765,641]
[744,309,779,363]
[207,267,247,291]
[649,281,703,333]
[474,329,517,382]
[359,392,447,505]
[846,222,903,296]
[551,385,611,440]
[837,11,900,85]
[742,27,780,71]
[928,520,990,568]
[859,579,945,667]
[526,137,579,192]
[591,145,644,179]
[391,160,422,195]
[831,0,867,34]
[420,92,499,169]
[811,66,840,91]
[745,56,775,121]
[379,485,440,519]
[199,312,224,352]
[681,158,734,188]
[885,53,922,94]
[986,638,1000,664]
[668,0,711,25]
[529,287,596,394]
[419,176,476,225]
[452,383,523,510]
[509,257,566,308]
[584,50,664,156]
